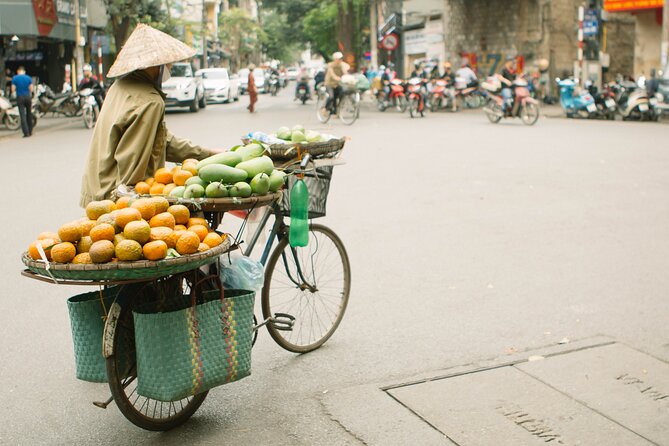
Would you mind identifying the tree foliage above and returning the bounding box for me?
[261,11,298,64]
[302,2,338,60]
[104,0,179,52]
[219,8,266,72]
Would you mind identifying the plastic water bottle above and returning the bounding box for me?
[289,179,309,247]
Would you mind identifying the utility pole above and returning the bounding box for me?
[370,0,378,68]
[202,0,208,69]
[662,1,668,68]
[73,0,84,91]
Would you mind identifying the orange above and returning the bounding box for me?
[115,207,142,229]
[58,221,83,243]
[116,196,131,209]
[181,163,198,175]
[163,183,177,196]
[149,212,176,229]
[149,183,165,195]
[154,167,173,185]
[28,239,56,261]
[86,200,115,220]
[124,220,151,244]
[51,242,77,263]
[72,253,92,264]
[203,232,224,248]
[176,231,200,255]
[150,226,174,247]
[149,196,170,214]
[145,177,155,186]
[173,169,193,186]
[167,229,187,249]
[113,233,127,246]
[174,224,187,231]
[143,240,168,261]
[188,217,209,229]
[135,181,151,195]
[37,231,60,242]
[79,219,97,237]
[115,240,143,261]
[89,240,115,263]
[183,158,199,165]
[77,236,93,253]
[100,200,117,212]
[167,205,190,225]
[89,223,116,242]
[171,165,180,174]
[198,243,210,253]
[188,224,209,242]
[131,198,156,221]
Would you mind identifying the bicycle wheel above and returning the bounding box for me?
[262,224,351,353]
[339,94,358,125]
[105,281,208,431]
[316,93,331,123]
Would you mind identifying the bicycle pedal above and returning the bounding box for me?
[271,313,295,331]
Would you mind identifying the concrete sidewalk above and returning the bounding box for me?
[0,115,80,141]
[322,337,669,446]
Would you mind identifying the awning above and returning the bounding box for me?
[604,0,664,12]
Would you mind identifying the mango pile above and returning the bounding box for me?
[27,197,225,265]
[134,145,286,200]
[276,124,325,143]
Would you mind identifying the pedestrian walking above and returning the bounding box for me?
[80,24,218,207]
[11,66,33,137]
[247,64,257,113]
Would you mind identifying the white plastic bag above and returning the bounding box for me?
[220,256,265,292]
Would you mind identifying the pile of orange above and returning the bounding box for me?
[26,196,226,265]
[134,160,199,196]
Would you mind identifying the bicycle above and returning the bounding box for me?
[21,154,351,431]
[316,85,360,125]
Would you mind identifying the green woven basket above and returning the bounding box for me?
[133,288,254,402]
[67,287,118,382]
[21,238,230,281]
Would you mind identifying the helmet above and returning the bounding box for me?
[537,58,549,72]
[379,65,386,71]
[332,52,343,60]
[83,64,92,72]
[443,61,451,69]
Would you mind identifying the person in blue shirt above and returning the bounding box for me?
[11,66,33,137]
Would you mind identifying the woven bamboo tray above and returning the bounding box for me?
[243,138,345,161]
[166,191,282,212]
[21,237,231,281]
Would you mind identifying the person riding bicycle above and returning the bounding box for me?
[78,64,105,110]
[496,57,516,114]
[294,66,311,100]
[324,51,350,115]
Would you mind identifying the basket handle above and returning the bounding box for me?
[189,272,232,336]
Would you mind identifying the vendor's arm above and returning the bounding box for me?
[165,129,215,162]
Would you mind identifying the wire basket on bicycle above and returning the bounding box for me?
[279,165,333,219]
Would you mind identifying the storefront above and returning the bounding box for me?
[0,0,86,91]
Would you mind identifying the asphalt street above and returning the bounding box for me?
[1,88,668,445]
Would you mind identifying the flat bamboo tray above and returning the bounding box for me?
[243,138,345,161]
[166,191,282,212]
[21,237,231,282]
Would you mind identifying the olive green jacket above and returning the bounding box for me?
[79,71,212,207]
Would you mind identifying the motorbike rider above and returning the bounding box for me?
[78,64,105,110]
[80,24,219,206]
[496,57,516,114]
[410,61,428,79]
[324,51,350,115]
[456,63,479,88]
[294,66,311,100]
[433,61,456,112]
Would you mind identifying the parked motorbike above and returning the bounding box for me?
[429,79,457,112]
[296,81,310,105]
[0,95,20,130]
[377,79,407,112]
[611,80,657,121]
[35,84,80,117]
[268,74,280,96]
[556,78,598,119]
[586,81,617,120]
[483,77,540,125]
[407,78,427,118]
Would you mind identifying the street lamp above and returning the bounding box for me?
[11,35,19,42]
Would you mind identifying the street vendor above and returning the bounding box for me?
[80,24,218,207]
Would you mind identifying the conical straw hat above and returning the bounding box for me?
[107,24,196,78]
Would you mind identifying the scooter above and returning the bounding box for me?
[611,80,656,121]
[80,88,100,129]
[377,79,407,112]
[295,81,310,105]
[35,84,79,117]
[268,74,280,96]
[407,78,427,118]
[483,77,540,126]
[556,78,598,118]
[0,94,37,131]
[586,81,617,120]
[455,76,485,108]
[429,79,457,112]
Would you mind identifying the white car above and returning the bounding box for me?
[162,63,206,112]
[196,68,240,104]
[286,67,299,81]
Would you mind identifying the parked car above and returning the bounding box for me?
[162,63,206,112]
[238,68,267,94]
[195,68,240,103]
[286,66,299,81]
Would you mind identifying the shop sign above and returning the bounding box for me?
[32,0,58,36]
[604,0,664,11]
[583,9,598,37]
[404,29,426,56]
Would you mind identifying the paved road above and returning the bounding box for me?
[2,87,668,445]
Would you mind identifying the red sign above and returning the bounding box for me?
[381,33,399,51]
[32,0,58,36]
[604,0,663,11]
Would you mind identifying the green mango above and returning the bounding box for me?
[268,170,287,192]
[198,164,248,183]
[184,175,208,188]
[250,173,270,195]
[291,130,306,143]
[292,124,305,133]
[234,182,252,198]
[195,151,243,170]
[205,182,229,198]
[169,186,186,198]
[235,143,266,161]
[305,130,321,143]
[235,156,274,179]
[183,184,205,199]
[277,126,291,140]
